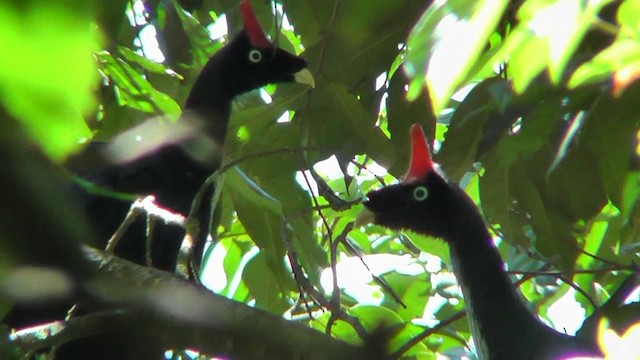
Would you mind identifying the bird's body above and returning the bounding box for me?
[359,125,600,360]
[67,2,314,272]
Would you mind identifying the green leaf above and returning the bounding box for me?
[582,94,638,209]
[281,0,324,47]
[405,233,450,264]
[225,166,290,291]
[388,323,432,358]
[513,161,580,267]
[547,147,608,221]
[481,159,530,247]
[621,172,640,220]
[618,0,640,32]
[0,3,96,161]
[305,82,394,167]
[221,238,252,300]
[243,252,291,312]
[298,0,426,110]
[173,2,222,67]
[386,71,436,177]
[309,312,360,345]
[118,46,175,76]
[348,304,404,329]
[382,273,430,321]
[405,0,509,113]
[97,52,181,117]
[437,77,510,181]
[508,33,549,93]
[259,174,328,285]
[544,0,613,83]
[569,39,640,88]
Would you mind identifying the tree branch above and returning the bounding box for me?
[12,246,367,359]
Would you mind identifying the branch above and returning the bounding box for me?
[13,246,366,359]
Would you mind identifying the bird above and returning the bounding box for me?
[357,124,602,360]
[3,1,314,358]
[67,0,315,273]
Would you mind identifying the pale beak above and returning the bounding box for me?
[293,68,315,88]
[354,206,376,227]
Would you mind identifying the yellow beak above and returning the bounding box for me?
[293,68,315,88]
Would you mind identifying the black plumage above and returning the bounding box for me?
[359,124,601,360]
[69,0,314,272]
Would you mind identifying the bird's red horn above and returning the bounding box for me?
[240,0,272,48]
[403,124,434,182]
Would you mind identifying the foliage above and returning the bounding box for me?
[1,0,639,358]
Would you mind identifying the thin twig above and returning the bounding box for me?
[507,266,636,277]
[349,159,387,187]
[280,202,367,339]
[145,215,155,267]
[559,274,599,312]
[391,311,467,359]
[326,222,350,335]
[592,18,619,37]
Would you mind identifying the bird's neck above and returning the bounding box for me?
[178,53,238,170]
[184,76,232,145]
[445,211,548,358]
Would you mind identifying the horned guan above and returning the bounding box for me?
[358,124,601,360]
[69,0,314,272]
[3,0,313,357]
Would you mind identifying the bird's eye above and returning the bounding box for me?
[248,49,262,63]
[413,186,429,201]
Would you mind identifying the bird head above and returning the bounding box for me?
[185,0,314,110]
[358,124,465,240]
[234,0,314,89]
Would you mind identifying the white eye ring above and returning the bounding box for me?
[413,186,429,201]
[248,49,262,63]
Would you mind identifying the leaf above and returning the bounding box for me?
[173,2,221,67]
[242,252,292,312]
[97,52,181,117]
[297,0,426,109]
[309,312,360,345]
[388,323,432,358]
[221,238,252,301]
[480,157,531,248]
[405,233,450,264]
[547,148,608,221]
[118,46,175,75]
[382,273,430,321]
[348,304,404,329]
[0,3,96,161]
[569,0,640,90]
[570,39,640,89]
[386,70,436,177]
[305,82,394,168]
[437,77,510,181]
[515,159,583,267]
[225,166,290,291]
[405,0,509,113]
[621,172,640,220]
[582,93,638,209]
[281,0,325,47]
[484,0,612,92]
[544,0,613,83]
[259,174,328,284]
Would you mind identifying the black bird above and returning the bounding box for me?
[69,0,314,272]
[358,124,601,360]
[4,1,313,357]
